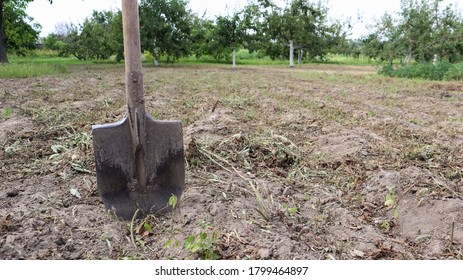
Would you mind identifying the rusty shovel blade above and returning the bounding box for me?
[92,115,185,220]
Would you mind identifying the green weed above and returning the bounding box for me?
[3,106,12,118]
[184,221,220,260]
[0,63,67,78]
[379,62,462,81]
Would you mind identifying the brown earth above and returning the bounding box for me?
[1,63,462,260]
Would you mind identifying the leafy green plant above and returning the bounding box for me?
[384,188,399,219]
[379,62,456,81]
[184,221,220,260]
[168,194,178,209]
[4,106,13,118]
[283,204,298,215]
[444,63,463,81]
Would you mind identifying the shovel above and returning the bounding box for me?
[92,0,185,220]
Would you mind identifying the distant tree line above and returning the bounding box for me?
[1,0,463,66]
[337,0,463,65]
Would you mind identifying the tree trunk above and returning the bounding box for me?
[289,40,294,68]
[232,47,236,68]
[297,48,302,65]
[406,44,413,65]
[153,47,159,66]
[0,0,8,63]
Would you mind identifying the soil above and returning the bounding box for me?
[1,63,463,260]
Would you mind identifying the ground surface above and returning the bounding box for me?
[1,63,463,260]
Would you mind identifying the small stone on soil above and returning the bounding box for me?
[5,235,16,245]
[258,248,271,259]
[6,189,19,198]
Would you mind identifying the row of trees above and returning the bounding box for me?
[342,0,463,64]
[1,0,348,66]
[1,0,463,66]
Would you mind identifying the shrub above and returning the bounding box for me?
[444,63,463,81]
[379,62,456,81]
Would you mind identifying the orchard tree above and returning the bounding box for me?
[189,15,214,59]
[139,0,192,64]
[257,0,343,67]
[63,10,122,61]
[0,0,52,63]
[364,0,463,64]
[211,12,246,67]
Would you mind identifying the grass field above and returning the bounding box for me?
[1,61,463,260]
[2,50,376,79]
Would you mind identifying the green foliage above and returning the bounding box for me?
[256,0,345,61]
[444,63,463,81]
[3,106,12,118]
[64,10,123,61]
[42,33,67,56]
[139,0,192,62]
[3,0,41,56]
[363,0,463,64]
[168,194,178,209]
[0,62,67,78]
[384,188,399,220]
[379,61,463,81]
[205,13,246,62]
[184,221,220,260]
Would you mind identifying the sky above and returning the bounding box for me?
[26,0,462,39]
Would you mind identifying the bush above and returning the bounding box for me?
[379,62,457,81]
[444,63,463,81]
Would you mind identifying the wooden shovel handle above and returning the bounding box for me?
[122,0,147,189]
[122,0,145,114]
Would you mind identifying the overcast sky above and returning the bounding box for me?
[26,0,462,39]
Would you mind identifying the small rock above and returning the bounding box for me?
[32,219,46,228]
[70,251,83,259]
[351,249,365,258]
[258,248,271,259]
[5,235,16,245]
[276,245,291,257]
[6,189,19,198]
[209,203,224,216]
[55,237,66,246]
[70,188,81,198]
[37,249,50,259]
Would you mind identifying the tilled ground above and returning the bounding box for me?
[1,63,463,259]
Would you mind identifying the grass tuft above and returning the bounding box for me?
[0,63,67,78]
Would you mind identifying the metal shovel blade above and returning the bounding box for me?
[92,115,184,220]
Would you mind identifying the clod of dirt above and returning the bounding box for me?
[184,108,238,143]
[6,189,19,198]
[362,170,401,206]
[0,116,33,143]
[397,198,463,257]
[315,132,368,163]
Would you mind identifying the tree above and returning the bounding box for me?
[209,12,246,67]
[363,0,463,64]
[0,0,52,63]
[189,15,213,59]
[63,10,122,61]
[139,0,192,64]
[42,21,76,57]
[256,0,343,67]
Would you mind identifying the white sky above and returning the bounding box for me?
[26,0,462,39]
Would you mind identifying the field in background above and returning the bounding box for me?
[2,49,376,78]
[1,62,463,260]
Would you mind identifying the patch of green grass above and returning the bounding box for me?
[0,63,67,78]
[325,54,377,66]
[379,62,463,81]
